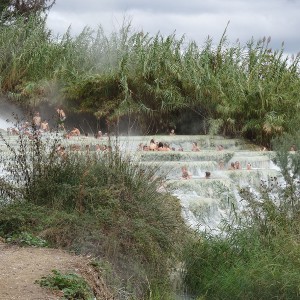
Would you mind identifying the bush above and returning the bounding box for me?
[6,231,48,247]
[36,269,94,300]
[183,135,300,299]
[0,132,189,299]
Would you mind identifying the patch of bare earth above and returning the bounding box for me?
[0,241,114,300]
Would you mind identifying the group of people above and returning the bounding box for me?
[32,112,50,132]
[7,108,63,137]
[228,161,252,170]
[139,140,173,151]
[55,142,114,159]
[181,166,211,180]
[137,139,229,153]
[138,139,204,152]
[32,107,66,133]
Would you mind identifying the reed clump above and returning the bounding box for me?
[1,15,300,144]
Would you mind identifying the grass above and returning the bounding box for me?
[0,131,189,299]
[184,229,300,300]
[182,135,300,299]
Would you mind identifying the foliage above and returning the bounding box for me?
[0,131,189,299]
[0,0,56,23]
[36,269,94,300]
[183,136,300,299]
[0,16,300,141]
[6,231,48,247]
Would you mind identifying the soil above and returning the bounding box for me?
[0,241,114,300]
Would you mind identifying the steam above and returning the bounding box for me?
[0,98,24,130]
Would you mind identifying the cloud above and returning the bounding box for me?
[47,0,300,54]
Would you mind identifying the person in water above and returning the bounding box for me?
[149,139,157,151]
[169,129,176,135]
[56,106,66,130]
[228,162,235,170]
[205,171,211,179]
[192,142,200,152]
[40,120,49,132]
[234,161,242,170]
[69,127,80,136]
[181,166,192,180]
[32,111,42,130]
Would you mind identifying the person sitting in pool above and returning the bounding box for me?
[163,143,171,151]
[181,166,192,180]
[234,161,242,170]
[69,127,80,136]
[205,171,211,179]
[149,139,157,151]
[169,129,176,135]
[246,163,252,170]
[228,162,235,170]
[192,142,200,152]
[157,142,164,151]
[40,120,49,132]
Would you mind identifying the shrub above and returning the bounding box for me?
[183,135,300,299]
[36,269,94,300]
[0,132,189,299]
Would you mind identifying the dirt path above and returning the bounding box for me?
[0,241,113,300]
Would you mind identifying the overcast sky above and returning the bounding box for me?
[47,0,300,55]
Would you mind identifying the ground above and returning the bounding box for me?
[0,241,113,300]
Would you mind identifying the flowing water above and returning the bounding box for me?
[117,135,279,232]
[0,129,280,232]
[0,124,283,300]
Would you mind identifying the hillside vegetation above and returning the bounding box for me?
[0,133,190,299]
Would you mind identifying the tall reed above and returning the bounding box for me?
[0,15,300,143]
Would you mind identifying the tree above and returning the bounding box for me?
[1,0,56,22]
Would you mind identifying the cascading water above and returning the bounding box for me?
[0,129,281,233]
[122,135,280,233]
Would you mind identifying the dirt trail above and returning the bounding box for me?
[0,241,113,300]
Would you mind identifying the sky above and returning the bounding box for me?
[46,0,300,56]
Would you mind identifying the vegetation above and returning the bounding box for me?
[0,0,56,23]
[183,135,300,299]
[6,231,48,247]
[1,5,300,300]
[0,131,189,299]
[36,269,94,300]
[0,14,299,144]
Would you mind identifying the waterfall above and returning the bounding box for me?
[121,135,280,232]
[0,133,281,232]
